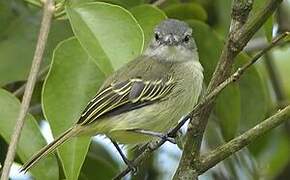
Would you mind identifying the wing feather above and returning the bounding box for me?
[78,77,176,125]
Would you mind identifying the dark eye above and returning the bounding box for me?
[184,35,190,42]
[155,33,160,41]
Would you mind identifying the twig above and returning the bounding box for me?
[113,30,289,180]
[198,105,290,174]
[13,66,50,97]
[0,1,54,179]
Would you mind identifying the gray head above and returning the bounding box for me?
[145,19,198,62]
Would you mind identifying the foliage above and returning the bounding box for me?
[0,0,290,179]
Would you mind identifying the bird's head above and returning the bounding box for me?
[145,19,198,62]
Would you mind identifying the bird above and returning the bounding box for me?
[21,18,204,172]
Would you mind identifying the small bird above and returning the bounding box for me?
[21,19,203,172]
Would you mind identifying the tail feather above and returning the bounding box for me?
[21,127,77,172]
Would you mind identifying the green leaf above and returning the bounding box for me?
[66,2,144,75]
[79,141,119,180]
[163,3,207,21]
[236,54,268,131]
[187,20,223,84]
[0,89,58,180]
[215,84,241,141]
[251,0,274,41]
[42,37,106,180]
[0,9,73,86]
[130,4,167,48]
[215,0,232,35]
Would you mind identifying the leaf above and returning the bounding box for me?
[163,3,207,21]
[66,2,144,75]
[0,89,58,180]
[79,141,119,180]
[236,54,268,132]
[251,0,274,41]
[42,37,106,180]
[215,84,241,141]
[130,4,167,48]
[187,20,223,84]
[215,0,232,34]
[0,8,73,86]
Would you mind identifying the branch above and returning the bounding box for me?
[198,105,290,174]
[0,0,54,179]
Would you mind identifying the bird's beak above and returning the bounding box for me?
[164,34,179,46]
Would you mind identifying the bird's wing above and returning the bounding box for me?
[77,76,176,125]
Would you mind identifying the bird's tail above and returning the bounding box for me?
[21,127,77,172]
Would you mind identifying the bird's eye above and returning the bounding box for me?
[184,35,190,42]
[155,33,160,41]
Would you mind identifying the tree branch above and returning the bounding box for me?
[0,0,54,179]
[198,105,290,174]
[173,0,283,179]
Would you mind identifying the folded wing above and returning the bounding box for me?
[77,77,176,125]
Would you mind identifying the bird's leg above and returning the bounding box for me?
[127,129,176,144]
[110,138,137,174]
